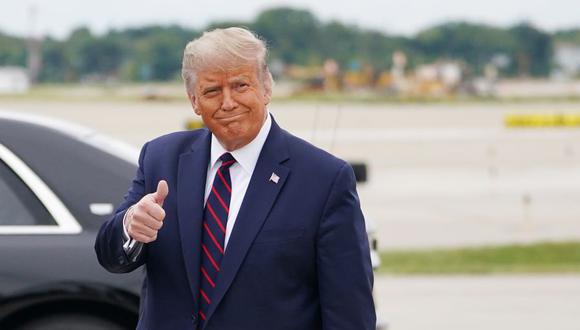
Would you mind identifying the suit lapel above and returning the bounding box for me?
[176,130,211,311]
[203,119,290,325]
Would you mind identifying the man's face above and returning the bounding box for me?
[189,64,271,151]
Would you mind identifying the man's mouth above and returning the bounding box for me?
[216,112,248,121]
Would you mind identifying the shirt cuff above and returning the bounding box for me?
[122,206,138,252]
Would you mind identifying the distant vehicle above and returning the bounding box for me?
[0,112,381,329]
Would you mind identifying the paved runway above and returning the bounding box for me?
[375,274,580,330]
[3,100,580,329]
[3,100,580,248]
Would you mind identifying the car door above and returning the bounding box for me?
[0,144,140,299]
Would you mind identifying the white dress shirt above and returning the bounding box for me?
[123,113,271,255]
[205,113,271,249]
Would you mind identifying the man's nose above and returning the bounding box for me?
[221,89,238,111]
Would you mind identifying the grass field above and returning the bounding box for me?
[3,83,580,104]
[379,241,580,274]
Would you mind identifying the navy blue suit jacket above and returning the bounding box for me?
[95,117,375,329]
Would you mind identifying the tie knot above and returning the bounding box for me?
[219,153,236,168]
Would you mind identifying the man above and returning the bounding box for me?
[95,27,375,329]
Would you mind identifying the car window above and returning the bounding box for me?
[0,159,56,226]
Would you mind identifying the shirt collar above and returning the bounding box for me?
[209,112,272,174]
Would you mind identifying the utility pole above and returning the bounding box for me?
[27,5,42,85]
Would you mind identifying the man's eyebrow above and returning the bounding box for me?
[229,75,251,83]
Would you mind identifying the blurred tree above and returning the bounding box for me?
[0,33,26,66]
[65,27,124,80]
[39,38,67,82]
[64,27,94,80]
[318,22,413,72]
[554,29,580,44]
[115,25,197,81]
[253,7,321,64]
[0,7,561,82]
[509,23,553,77]
[357,31,412,72]
[318,21,360,67]
[415,22,517,75]
[207,21,251,31]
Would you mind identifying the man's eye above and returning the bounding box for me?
[204,89,219,95]
[236,83,249,90]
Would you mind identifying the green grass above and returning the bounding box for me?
[0,83,188,103]
[3,83,580,104]
[275,92,580,104]
[378,241,580,274]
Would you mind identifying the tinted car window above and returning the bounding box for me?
[0,119,136,230]
[0,159,56,226]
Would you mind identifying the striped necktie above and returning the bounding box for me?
[198,152,236,326]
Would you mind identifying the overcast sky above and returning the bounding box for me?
[1,0,579,39]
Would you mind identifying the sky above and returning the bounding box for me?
[1,0,579,39]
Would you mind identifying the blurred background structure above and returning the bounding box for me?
[0,3,580,99]
[1,1,580,329]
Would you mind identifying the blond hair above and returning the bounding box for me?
[181,27,273,93]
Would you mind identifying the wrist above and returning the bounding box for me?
[122,205,136,241]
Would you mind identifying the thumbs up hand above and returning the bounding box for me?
[126,180,169,243]
[152,180,169,206]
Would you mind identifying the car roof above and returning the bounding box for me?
[0,112,139,163]
[0,112,138,230]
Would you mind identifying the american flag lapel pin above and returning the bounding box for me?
[269,172,280,184]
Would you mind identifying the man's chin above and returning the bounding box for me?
[215,129,248,150]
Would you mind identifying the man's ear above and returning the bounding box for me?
[264,88,272,105]
[188,92,200,115]
[263,76,273,105]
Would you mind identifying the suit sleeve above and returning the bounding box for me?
[94,142,150,273]
[317,162,376,330]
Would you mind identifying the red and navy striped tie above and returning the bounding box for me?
[198,152,236,326]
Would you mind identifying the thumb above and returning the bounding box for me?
[153,180,169,206]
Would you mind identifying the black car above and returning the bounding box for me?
[0,112,382,329]
[0,112,143,329]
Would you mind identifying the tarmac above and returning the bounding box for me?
[4,100,580,248]
[3,99,580,330]
[375,274,580,330]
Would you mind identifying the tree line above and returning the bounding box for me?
[0,7,578,83]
